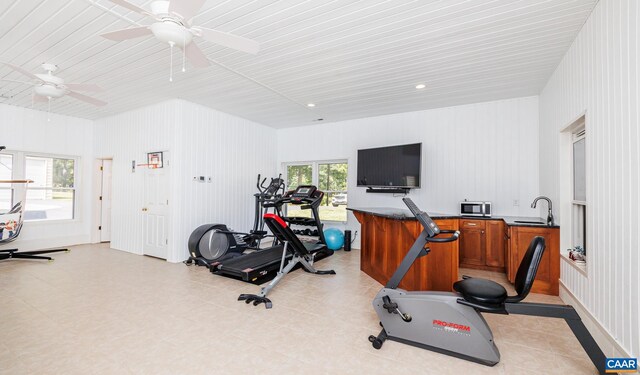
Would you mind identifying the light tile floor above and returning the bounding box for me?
[0,243,598,374]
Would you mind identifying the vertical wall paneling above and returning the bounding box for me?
[277,96,540,247]
[0,103,94,250]
[539,0,639,357]
[93,99,277,263]
[171,100,277,263]
[93,100,179,258]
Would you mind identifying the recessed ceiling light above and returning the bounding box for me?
[307,103,316,107]
[415,84,426,89]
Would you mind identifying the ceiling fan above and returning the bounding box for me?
[100,0,261,81]
[0,62,107,107]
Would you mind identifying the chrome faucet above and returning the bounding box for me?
[531,196,554,226]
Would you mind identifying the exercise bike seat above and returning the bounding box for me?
[453,236,547,310]
[453,278,507,306]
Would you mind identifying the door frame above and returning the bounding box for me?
[91,157,113,243]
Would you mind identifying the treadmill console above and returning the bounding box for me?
[291,185,317,198]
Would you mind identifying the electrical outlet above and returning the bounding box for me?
[513,199,519,206]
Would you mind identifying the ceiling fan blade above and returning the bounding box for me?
[196,27,260,54]
[32,93,48,103]
[65,83,103,92]
[67,91,107,107]
[0,78,34,85]
[169,0,206,21]
[101,27,151,41]
[184,41,210,68]
[1,62,42,81]
[106,0,151,16]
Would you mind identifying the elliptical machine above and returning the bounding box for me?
[245,174,285,247]
[185,174,284,266]
[369,198,609,375]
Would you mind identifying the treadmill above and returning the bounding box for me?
[212,185,332,284]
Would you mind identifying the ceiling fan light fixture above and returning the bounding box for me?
[151,22,192,47]
[34,84,65,98]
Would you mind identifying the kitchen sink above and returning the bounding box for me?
[514,220,547,225]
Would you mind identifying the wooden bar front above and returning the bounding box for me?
[353,211,459,292]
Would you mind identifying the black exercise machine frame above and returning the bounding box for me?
[238,213,335,308]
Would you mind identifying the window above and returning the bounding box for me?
[284,161,348,222]
[0,154,13,211]
[0,152,77,221]
[286,164,312,189]
[572,128,586,253]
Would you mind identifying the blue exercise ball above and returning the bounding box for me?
[324,228,345,250]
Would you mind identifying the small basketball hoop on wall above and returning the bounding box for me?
[147,151,163,169]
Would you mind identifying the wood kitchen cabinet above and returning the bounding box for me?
[351,209,460,292]
[459,219,506,272]
[507,225,560,295]
[459,220,486,267]
[485,220,506,269]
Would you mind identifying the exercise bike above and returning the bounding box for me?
[368,198,609,375]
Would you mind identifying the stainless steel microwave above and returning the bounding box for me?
[460,201,492,217]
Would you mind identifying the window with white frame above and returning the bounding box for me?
[0,154,13,211]
[0,151,78,221]
[572,127,586,255]
[284,160,348,222]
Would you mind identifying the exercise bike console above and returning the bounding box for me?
[402,198,440,237]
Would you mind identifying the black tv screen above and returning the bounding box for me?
[357,143,421,188]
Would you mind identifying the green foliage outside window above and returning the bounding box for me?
[53,158,75,188]
[319,163,347,192]
[287,165,312,189]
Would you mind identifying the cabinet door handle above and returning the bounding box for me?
[466,223,477,226]
[481,230,484,234]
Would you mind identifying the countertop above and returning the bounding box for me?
[347,207,560,228]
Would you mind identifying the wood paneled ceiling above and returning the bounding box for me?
[0,0,597,128]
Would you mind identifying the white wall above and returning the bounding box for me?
[538,0,639,357]
[93,99,277,262]
[278,96,540,244]
[93,100,180,258]
[171,100,277,262]
[0,103,94,250]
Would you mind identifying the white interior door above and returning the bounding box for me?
[143,157,169,259]
[100,159,112,242]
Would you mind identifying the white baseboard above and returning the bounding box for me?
[559,280,631,358]
[0,235,90,252]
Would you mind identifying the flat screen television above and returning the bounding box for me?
[357,143,421,188]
